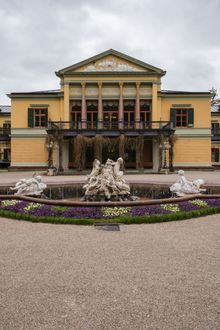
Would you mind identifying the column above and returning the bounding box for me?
[136,135,144,171]
[118,82,124,129]
[81,82,87,129]
[152,82,158,127]
[98,82,103,129]
[63,83,70,123]
[168,134,174,172]
[135,82,141,129]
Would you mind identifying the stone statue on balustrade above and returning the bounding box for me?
[170,170,206,197]
[10,174,47,196]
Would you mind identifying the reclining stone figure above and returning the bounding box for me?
[170,170,206,197]
[10,174,47,196]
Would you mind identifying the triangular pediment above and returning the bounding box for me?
[75,55,147,72]
[56,49,166,76]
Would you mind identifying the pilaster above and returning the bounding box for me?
[152,82,158,122]
[63,83,70,122]
[119,82,124,129]
[135,82,141,129]
[98,82,103,129]
[81,82,87,129]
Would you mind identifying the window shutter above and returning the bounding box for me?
[28,108,34,127]
[187,108,194,126]
[170,108,176,127]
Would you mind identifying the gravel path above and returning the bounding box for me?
[0,216,220,330]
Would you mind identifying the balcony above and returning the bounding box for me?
[212,128,220,141]
[47,120,174,137]
[0,128,10,141]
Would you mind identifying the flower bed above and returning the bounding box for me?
[0,197,220,225]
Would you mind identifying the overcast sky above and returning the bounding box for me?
[0,0,220,104]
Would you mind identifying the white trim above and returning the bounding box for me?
[173,162,211,167]
[11,128,47,137]
[11,162,47,166]
[175,128,211,137]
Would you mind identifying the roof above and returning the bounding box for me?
[0,105,11,114]
[160,90,211,95]
[56,49,166,77]
[8,90,62,99]
[9,89,60,95]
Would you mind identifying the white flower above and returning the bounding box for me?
[190,199,208,208]
[2,200,18,206]
[24,203,41,213]
[101,207,131,217]
[161,203,180,213]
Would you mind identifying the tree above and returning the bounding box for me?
[210,87,220,111]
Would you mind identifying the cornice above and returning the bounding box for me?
[60,72,164,78]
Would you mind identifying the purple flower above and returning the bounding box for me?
[131,205,169,216]
[63,207,102,219]
[178,201,199,212]
[0,200,29,213]
[28,205,55,217]
[205,198,220,207]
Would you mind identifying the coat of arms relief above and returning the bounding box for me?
[81,57,145,72]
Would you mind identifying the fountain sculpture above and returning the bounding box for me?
[10,174,47,196]
[170,170,206,197]
[82,158,137,201]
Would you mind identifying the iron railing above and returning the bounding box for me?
[0,128,10,140]
[212,128,220,136]
[48,120,173,131]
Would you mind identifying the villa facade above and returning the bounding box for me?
[0,105,11,166]
[8,49,212,172]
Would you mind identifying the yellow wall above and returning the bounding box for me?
[11,99,62,128]
[173,138,211,164]
[11,138,47,163]
[161,97,211,128]
[0,115,10,127]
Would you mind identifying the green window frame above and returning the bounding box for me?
[170,108,194,128]
[28,108,48,128]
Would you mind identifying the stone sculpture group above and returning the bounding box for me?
[83,158,136,201]
[9,164,205,201]
[170,170,206,197]
[10,174,47,196]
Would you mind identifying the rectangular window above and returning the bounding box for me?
[34,109,47,127]
[170,108,194,128]
[28,108,48,128]
[211,148,219,162]
[176,109,188,127]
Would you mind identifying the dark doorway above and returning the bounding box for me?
[143,139,153,168]
[102,138,119,163]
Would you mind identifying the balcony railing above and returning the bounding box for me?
[212,128,220,136]
[0,128,10,141]
[48,120,173,131]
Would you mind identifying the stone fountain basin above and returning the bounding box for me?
[0,182,220,201]
[0,193,220,207]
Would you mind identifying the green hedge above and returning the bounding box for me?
[0,206,220,225]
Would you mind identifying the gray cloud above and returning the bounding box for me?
[0,0,220,103]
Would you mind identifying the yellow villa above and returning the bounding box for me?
[7,49,213,172]
[0,105,11,167]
